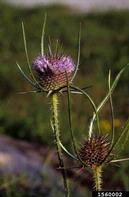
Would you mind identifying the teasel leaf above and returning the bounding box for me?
[41,13,47,56]
[113,118,129,150]
[89,65,128,138]
[102,118,129,164]
[110,157,129,163]
[108,70,115,147]
[22,22,32,76]
[66,74,91,167]
[16,62,36,88]
[70,85,97,113]
[70,85,101,137]
[59,85,92,94]
[120,125,129,150]
[22,22,43,90]
[66,72,80,159]
[59,141,78,160]
[50,120,76,160]
[70,85,92,94]
[71,24,81,82]
[57,166,81,170]
[17,90,40,95]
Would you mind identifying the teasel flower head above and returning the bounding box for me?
[79,135,110,169]
[32,54,75,92]
[16,18,81,96]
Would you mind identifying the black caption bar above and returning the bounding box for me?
[92,191,129,197]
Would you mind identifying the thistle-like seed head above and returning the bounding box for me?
[79,136,110,168]
[32,55,75,92]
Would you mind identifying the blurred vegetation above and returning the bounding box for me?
[0,2,128,194]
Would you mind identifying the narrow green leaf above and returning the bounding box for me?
[17,90,39,94]
[71,85,101,137]
[89,65,128,138]
[59,85,92,94]
[108,70,115,147]
[22,22,31,73]
[22,21,42,90]
[16,62,36,87]
[65,73,79,157]
[66,78,92,167]
[113,118,129,149]
[110,158,129,163]
[103,117,129,164]
[71,85,97,112]
[71,24,81,81]
[41,13,47,56]
[121,126,129,150]
[59,141,78,160]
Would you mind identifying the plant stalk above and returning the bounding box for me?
[51,93,69,197]
[93,166,103,191]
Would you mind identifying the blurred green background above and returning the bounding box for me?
[0,1,128,195]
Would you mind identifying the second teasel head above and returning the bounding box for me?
[79,135,110,168]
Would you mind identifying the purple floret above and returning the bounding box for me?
[32,55,75,91]
[33,55,75,74]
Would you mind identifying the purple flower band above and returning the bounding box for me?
[32,55,75,91]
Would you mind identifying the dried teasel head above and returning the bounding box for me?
[32,54,75,92]
[79,135,110,168]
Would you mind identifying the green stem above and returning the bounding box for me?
[93,166,103,191]
[51,93,69,197]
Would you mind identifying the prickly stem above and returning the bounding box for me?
[93,166,103,191]
[51,93,69,197]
